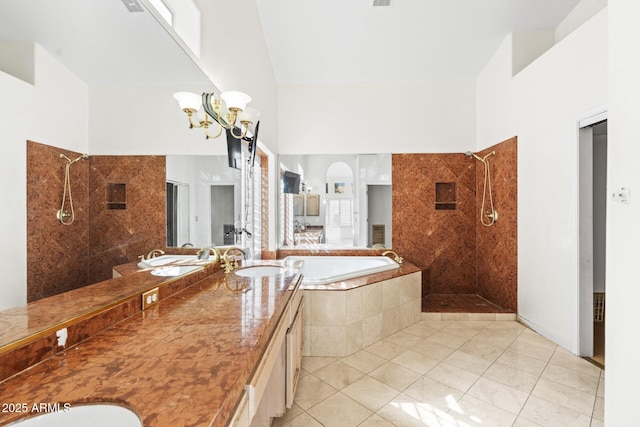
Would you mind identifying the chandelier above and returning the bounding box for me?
[173,91,260,140]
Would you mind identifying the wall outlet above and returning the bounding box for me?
[142,287,159,310]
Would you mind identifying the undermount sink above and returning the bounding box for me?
[138,255,200,268]
[235,265,285,278]
[150,265,201,276]
[137,255,205,276]
[7,404,142,427]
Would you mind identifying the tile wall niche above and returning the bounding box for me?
[392,136,518,312]
[26,141,166,302]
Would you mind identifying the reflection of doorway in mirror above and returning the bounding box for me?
[211,185,235,246]
[325,198,353,246]
[166,181,190,247]
[367,184,392,247]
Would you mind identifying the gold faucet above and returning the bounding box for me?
[382,250,404,264]
[145,249,165,260]
[221,247,244,273]
[197,247,221,263]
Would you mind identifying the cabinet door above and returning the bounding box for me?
[286,299,304,408]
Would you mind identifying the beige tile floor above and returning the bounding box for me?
[273,319,604,427]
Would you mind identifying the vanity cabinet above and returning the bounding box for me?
[240,281,304,427]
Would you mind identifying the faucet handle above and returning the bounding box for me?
[197,248,210,260]
[382,250,404,264]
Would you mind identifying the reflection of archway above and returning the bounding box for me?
[325,161,354,246]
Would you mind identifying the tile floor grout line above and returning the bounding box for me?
[280,320,604,427]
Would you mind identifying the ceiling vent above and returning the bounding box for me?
[121,0,144,13]
[373,0,391,6]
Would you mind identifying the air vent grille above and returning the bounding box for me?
[373,0,391,6]
[121,0,144,13]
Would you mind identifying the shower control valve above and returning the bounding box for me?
[56,209,71,222]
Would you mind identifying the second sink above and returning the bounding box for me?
[234,265,285,278]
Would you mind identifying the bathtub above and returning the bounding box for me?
[284,256,400,288]
[286,255,421,357]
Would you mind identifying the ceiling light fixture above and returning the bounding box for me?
[173,91,260,140]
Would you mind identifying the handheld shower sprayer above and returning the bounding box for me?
[464,150,498,226]
[57,153,89,225]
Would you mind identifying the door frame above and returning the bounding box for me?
[576,109,607,356]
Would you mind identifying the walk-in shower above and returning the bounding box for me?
[465,151,498,226]
[58,153,89,225]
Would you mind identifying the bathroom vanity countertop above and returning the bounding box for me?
[0,259,304,426]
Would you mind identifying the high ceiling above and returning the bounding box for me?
[0,0,209,86]
[0,0,582,86]
[255,0,583,83]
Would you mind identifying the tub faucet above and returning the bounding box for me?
[145,249,165,260]
[221,247,244,273]
[197,247,221,262]
[382,250,404,264]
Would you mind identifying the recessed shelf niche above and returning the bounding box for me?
[107,183,126,210]
[435,182,457,210]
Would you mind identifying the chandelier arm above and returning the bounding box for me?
[186,111,204,129]
[230,125,248,139]
[204,122,224,139]
[201,93,227,138]
[202,93,231,128]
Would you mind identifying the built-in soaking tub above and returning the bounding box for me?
[284,255,400,288]
[283,255,422,357]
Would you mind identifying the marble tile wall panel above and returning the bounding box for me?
[27,143,167,302]
[476,137,518,311]
[392,141,518,313]
[88,155,166,283]
[27,141,90,302]
[392,153,477,295]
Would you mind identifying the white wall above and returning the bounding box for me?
[605,1,640,424]
[277,80,476,154]
[0,44,89,310]
[476,10,607,351]
[89,84,227,155]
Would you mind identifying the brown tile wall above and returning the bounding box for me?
[26,141,166,301]
[392,137,518,311]
[88,155,166,283]
[476,137,518,311]
[392,153,477,295]
[27,141,90,302]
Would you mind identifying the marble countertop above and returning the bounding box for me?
[0,260,303,426]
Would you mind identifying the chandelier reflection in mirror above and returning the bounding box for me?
[173,91,260,140]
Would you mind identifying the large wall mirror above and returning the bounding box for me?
[278,154,392,249]
[166,152,262,257]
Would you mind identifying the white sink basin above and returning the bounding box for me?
[138,255,205,276]
[138,255,199,268]
[151,265,201,277]
[7,404,141,427]
[235,265,285,278]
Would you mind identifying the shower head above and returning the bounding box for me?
[60,153,90,164]
[464,151,484,162]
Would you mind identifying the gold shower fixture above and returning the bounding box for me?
[58,153,89,225]
[465,150,498,227]
[173,91,260,140]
